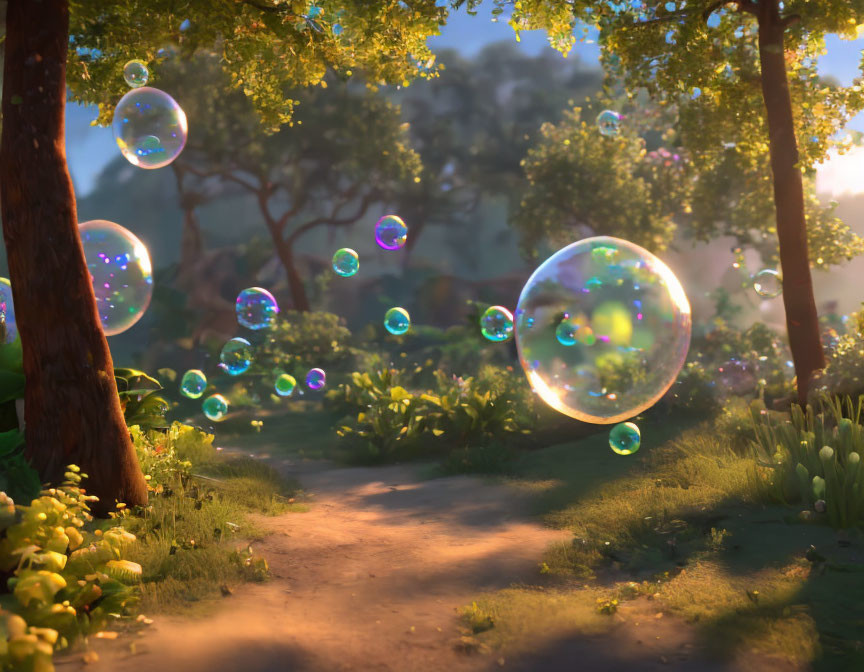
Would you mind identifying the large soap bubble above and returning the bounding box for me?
[79,220,153,336]
[0,278,17,344]
[514,236,691,424]
[236,287,279,330]
[113,87,188,169]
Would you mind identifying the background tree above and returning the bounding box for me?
[0,0,454,510]
[471,0,864,403]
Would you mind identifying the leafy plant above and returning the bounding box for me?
[229,545,270,583]
[114,368,169,430]
[0,430,39,505]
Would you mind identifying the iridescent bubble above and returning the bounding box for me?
[384,307,411,335]
[220,337,253,376]
[753,269,782,298]
[112,86,188,169]
[275,373,297,397]
[515,236,691,424]
[236,287,279,330]
[480,306,514,342]
[306,368,326,390]
[596,110,622,137]
[79,220,153,336]
[374,215,408,250]
[202,394,229,422]
[0,278,17,344]
[332,248,359,277]
[179,369,207,399]
[123,59,149,88]
[717,358,757,395]
[609,422,641,455]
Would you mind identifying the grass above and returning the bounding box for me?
[460,416,864,671]
[121,443,302,614]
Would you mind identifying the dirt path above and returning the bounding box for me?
[71,460,801,672]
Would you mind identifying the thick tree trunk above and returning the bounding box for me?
[0,0,147,513]
[275,238,311,312]
[172,164,204,290]
[757,0,824,407]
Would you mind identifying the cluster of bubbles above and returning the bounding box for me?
[384,307,411,335]
[79,220,154,336]
[514,236,691,425]
[596,110,622,138]
[480,306,514,343]
[0,278,17,344]
[609,422,641,455]
[752,268,782,299]
[236,287,279,330]
[332,248,359,277]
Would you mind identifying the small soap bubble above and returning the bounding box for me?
[306,368,326,390]
[374,215,408,250]
[384,307,411,335]
[515,236,691,424]
[113,87,187,169]
[753,269,782,298]
[480,306,514,342]
[79,220,153,336]
[220,337,253,376]
[123,60,149,88]
[609,422,641,455]
[202,394,229,421]
[180,369,207,399]
[332,248,359,277]
[596,110,622,137]
[275,373,297,397]
[717,358,757,395]
[236,287,279,330]
[0,278,17,344]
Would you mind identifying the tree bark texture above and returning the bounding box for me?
[0,0,147,512]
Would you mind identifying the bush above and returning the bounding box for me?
[751,396,864,528]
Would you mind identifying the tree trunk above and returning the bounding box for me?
[172,164,204,291]
[757,0,824,407]
[275,237,310,312]
[0,0,147,513]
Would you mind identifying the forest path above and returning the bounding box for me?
[72,459,799,672]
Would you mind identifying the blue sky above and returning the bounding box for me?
[66,4,864,195]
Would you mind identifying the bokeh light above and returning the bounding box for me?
[113,86,188,169]
[79,220,153,336]
[180,369,207,399]
[480,306,514,342]
[596,110,622,137]
[220,337,253,376]
[609,422,641,455]
[0,278,17,344]
[236,287,279,330]
[753,269,782,298]
[515,236,691,424]
[384,307,411,335]
[306,368,326,390]
[123,60,149,88]
[275,373,297,397]
[202,394,229,422]
[332,248,359,277]
[374,215,408,250]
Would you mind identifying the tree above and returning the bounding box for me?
[0,0,452,510]
[481,0,864,404]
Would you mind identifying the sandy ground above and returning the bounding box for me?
[65,460,804,672]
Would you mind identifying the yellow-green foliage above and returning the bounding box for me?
[0,469,140,672]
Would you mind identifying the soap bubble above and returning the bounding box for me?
[374,215,408,250]
[236,287,279,330]
[202,394,229,422]
[596,110,622,137]
[180,369,207,399]
[480,306,514,342]
[79,220,153,336]
[220,337,253,376]
[113,86,188,169]
[123,60,149,88]
[609,422,641,455]
[275,373,297,397]
[515,236,691,424]
[753,269,782,298]
[0,278,17,344]
[306,368,326,390]
[717,358,757,395]
[384,307,411,335]
[332,248,359,277]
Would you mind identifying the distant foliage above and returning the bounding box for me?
[811,304,864,401]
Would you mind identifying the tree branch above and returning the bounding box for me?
[627,0,757,29]
[178,162,261,193]
[286,189,380,245]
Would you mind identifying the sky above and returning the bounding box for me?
[66,4,864,196]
